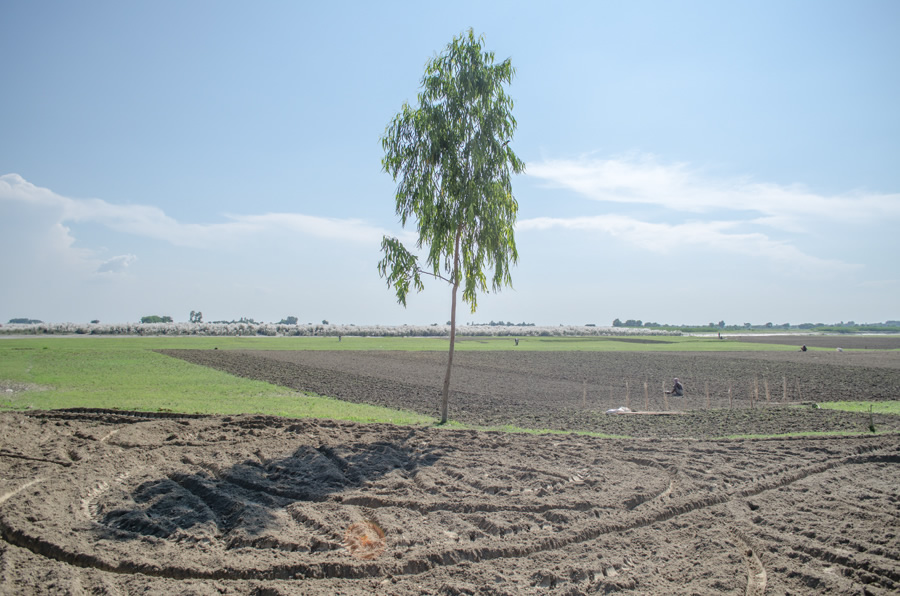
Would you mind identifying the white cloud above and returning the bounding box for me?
[517,214,860,275]
[527,154,900,226]
[96,254,137,274]
[0,173,406,323]
[0,177,94,274]
[518,154,898,276]
[223,213,389,245]
[0,173,391,249]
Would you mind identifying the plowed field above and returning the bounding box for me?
[1,343,899,594]
[159,346,900,438]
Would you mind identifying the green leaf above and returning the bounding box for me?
[379,28,523,315]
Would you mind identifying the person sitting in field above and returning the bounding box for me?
[800,345,807,352]
[666,378,684,397]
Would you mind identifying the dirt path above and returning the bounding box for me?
[1,411,898,594]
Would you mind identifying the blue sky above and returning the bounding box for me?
[2,1,898,326]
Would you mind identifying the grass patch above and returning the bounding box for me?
[815,401,900,415]
[713,429,900,440]
[0,339,432,424]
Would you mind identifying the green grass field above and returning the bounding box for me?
[0,335,891,429]
[0,337,433,424]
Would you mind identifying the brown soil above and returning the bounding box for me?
[732,334,900,351]
[1,347,899,594]
[158,348,900,437]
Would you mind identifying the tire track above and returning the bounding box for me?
[745,510,900,591]
[0,478,47,507]
[2,442,895,583]
[729,528,767,596]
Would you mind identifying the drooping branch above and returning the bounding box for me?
[378,237,453,306]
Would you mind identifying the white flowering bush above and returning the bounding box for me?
[0,322,679,338]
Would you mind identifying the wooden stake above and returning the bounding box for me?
[728,383,733,409]
[705,381,710,409]
[625,380,630,409]
[782,376,787,403]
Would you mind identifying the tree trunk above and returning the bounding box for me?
[440,227,462,424]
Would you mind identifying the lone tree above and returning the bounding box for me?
[379,29,524,424]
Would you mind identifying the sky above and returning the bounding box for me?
[2,0,898,327]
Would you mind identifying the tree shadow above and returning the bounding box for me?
[98,425,446,546]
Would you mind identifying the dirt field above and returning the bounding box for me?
[158,346,900,438]
[1,344,899,594]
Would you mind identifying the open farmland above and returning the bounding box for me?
[159,338,900,438]
[1,337,899,594]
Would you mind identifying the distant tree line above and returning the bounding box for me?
[468,320,536,327]
[7,316,898,335]
[612,319,900,333]
[140,315,173,323]
[0,322,678,338]
[208,317,259,324]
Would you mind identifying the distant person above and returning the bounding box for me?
[666,377,684,397]
[514,338,519,346]
[800,345,807,352]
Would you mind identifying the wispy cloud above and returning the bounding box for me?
[223,213,388,245]
[527,154,900,227]
[96,254,137,274]
[0,173,390,249]
[517,214,858,274]
[1,174,417,323]
[518,154,893,275]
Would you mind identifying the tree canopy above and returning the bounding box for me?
[140,315,173,324]
[379,29,524,313]
[379,29,524,423]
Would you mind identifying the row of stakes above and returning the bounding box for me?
[582,377,807,412]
